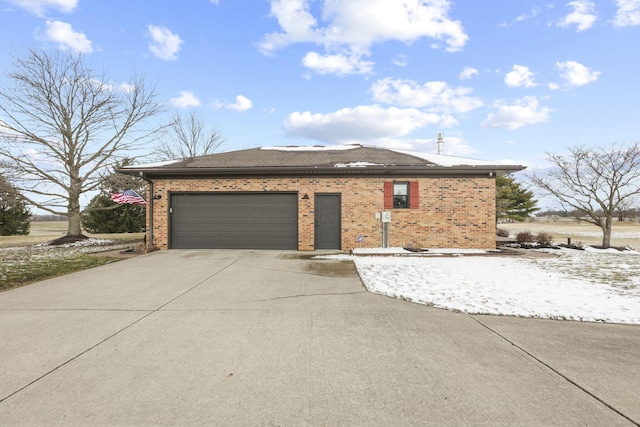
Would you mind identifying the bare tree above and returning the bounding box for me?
[615,198,635,222]
[530,143,640,248]
[156,110,224,160]
[0,49,162,237]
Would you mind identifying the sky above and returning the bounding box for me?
[1,0,639,178]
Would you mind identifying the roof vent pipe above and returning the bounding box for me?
[437,133,444,155]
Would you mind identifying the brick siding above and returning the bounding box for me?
[146,176,496,251]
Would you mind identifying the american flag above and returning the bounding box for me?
[110,189,147,205]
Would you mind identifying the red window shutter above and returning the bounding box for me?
[384,181,394,209]
[409,181,419,209]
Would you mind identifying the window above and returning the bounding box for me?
[384,181,419,209]
[393,182,409,208]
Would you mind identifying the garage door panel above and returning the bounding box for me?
[170,193,298,249]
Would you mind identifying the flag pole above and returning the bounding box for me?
[137,173,154,252]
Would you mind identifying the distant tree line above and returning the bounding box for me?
[537,207,640,222]
[30,214,68,222]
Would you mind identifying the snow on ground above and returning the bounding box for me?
[319,248,640,324]
[567,231,640,239]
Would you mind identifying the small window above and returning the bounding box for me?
[393,182,409,208]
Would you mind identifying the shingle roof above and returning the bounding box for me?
[173,146,429,168]
[121,145,526,178]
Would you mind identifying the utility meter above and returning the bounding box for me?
[381,211,392,223]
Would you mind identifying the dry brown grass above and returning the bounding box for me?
[499,219,640,249]
[0,221,144,248]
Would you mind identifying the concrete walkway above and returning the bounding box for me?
[0,250,638,426]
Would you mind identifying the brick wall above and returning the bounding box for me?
[146,176,496,251]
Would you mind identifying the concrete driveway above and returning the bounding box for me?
[0,250,638,426]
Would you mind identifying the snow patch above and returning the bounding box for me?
[334,162,383,167]
[351,247,491,255]
[317,246,640,324]
[260,145,359,152]
[37,238,114,248]
[123,159,181,168]
[390,148,508,167]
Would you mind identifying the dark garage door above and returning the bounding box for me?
[170,193,298,249]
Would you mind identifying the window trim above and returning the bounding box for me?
[393,181,410,209]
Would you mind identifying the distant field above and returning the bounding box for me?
[0,221,144,248]
[3,220,639,250]
[500,220,640,249]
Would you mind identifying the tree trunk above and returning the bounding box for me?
[67,191,84,236]
[601,216,612,248]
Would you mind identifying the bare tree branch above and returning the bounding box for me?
[0,49,163,236]
[530,142,640,247]
[155,110,225,160]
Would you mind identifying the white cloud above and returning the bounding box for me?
[302,51,374,75]
[259,0,320,53]
[392,54,408,67]
[93,80,135,93]
[614,0,640,26]
[214,95,253,112]
[147,25,183,61]
[6,0,77,16]
[284,105,455,144]
[481,96,552,130]
[210,0,220,4]
[370,78,483,114]
[558,1,597,32]
[504,65,537,88]
[227,95,253,112]
[516,7,541,22]
[258,0,468,75]
[459,67,478,80]
[555,60,600,86]
[170,91,201,108]
[500,5,554,27]
[117,82,136,93]
[408,135,478,156]
[44,20,93,53]
[364,135,478,156]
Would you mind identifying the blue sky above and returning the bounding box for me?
[1,0,639,176]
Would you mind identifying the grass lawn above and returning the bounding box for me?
[0,254,120,292]
[1,221,144,292]
[499,219,640,249]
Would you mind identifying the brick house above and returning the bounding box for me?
[120,145,525,251]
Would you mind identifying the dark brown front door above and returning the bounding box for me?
[314,194,341,250]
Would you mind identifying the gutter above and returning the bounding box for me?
[120,165,526,179]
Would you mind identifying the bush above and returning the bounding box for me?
[0,176,30,236]
[496,228,510,237]
[536,232,553,246]
[516,231,535,244]
[82,194,145,233]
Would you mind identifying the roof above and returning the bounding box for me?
[120,145,526,178]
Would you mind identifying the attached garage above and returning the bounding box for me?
[170,193,298,249]
[120,145,526,251]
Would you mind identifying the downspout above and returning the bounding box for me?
[138,172,154,251]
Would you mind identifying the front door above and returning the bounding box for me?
[314,194,341,250]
